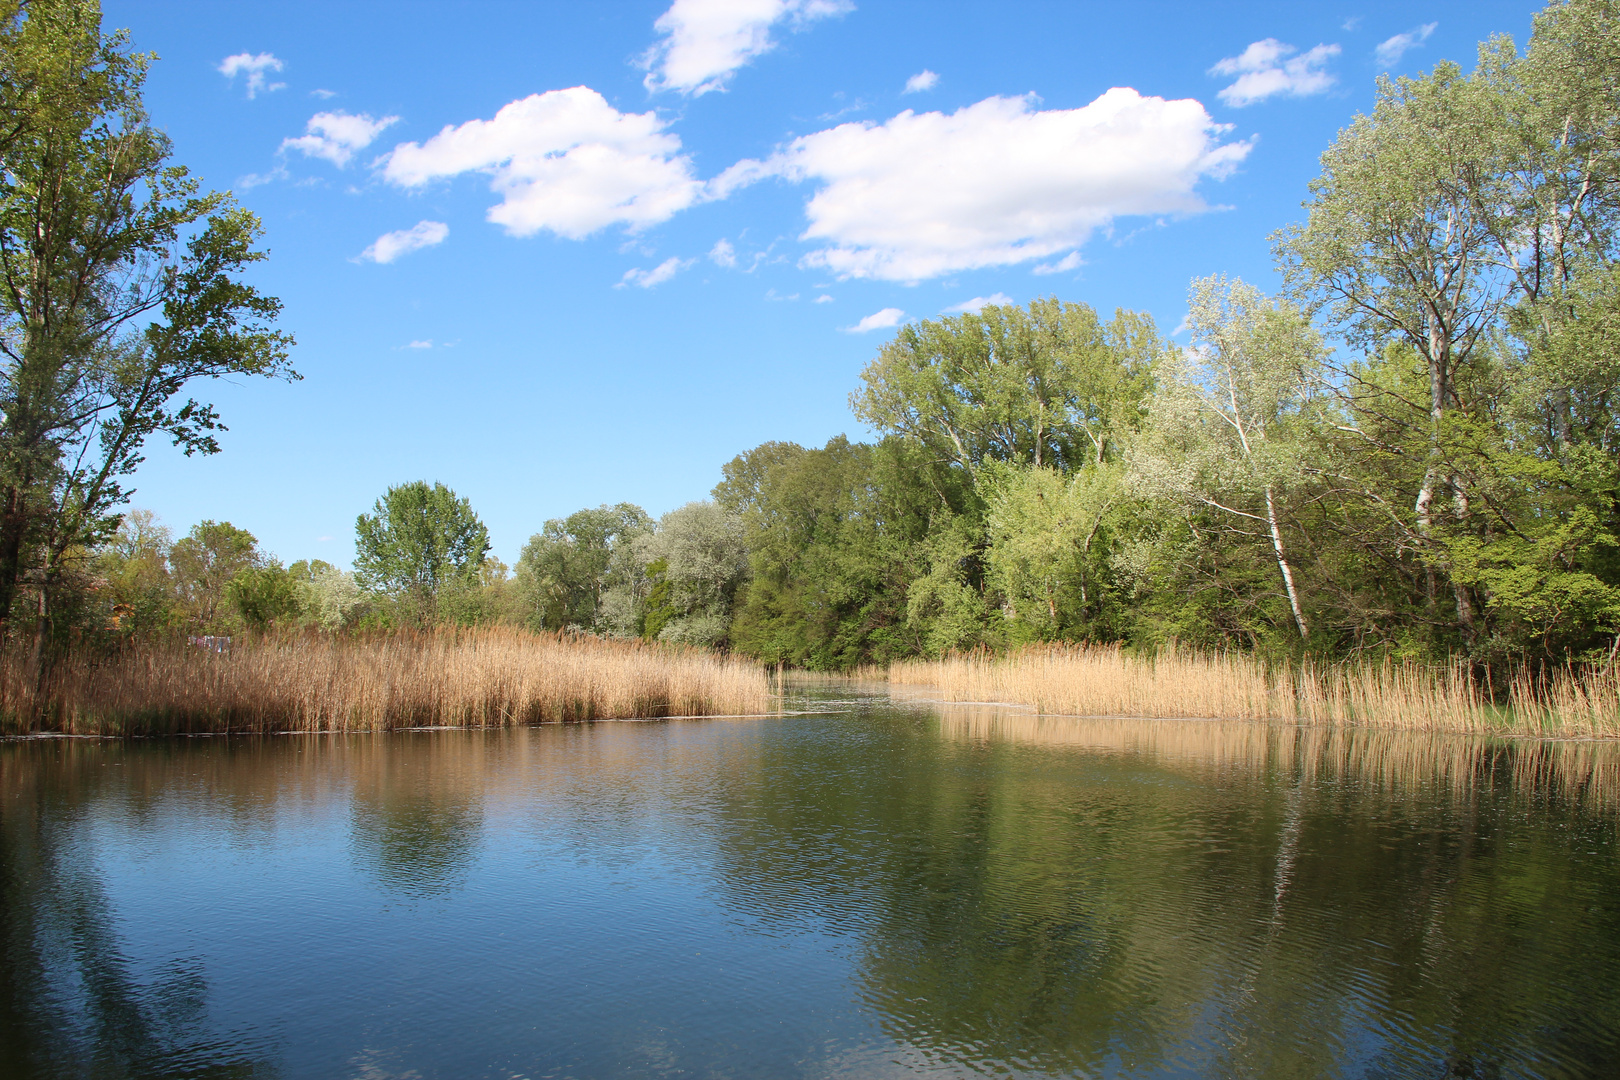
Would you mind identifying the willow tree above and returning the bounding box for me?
[0,0,295,635]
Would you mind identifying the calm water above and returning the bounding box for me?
[3,683,1618,1079]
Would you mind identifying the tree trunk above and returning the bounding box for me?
[1265,485,1309,641]
[0,484,28,632]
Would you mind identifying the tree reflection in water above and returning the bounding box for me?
[0,744,279,1080]
[706,700,1620,1077]
[0,702,1616,1079]
[348,734,485,899]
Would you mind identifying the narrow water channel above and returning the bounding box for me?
[3,681,1617,1078]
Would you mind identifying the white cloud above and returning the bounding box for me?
[642,0,854,96]
[359,220,449,264]
[1211,39,1340,106]
[236,166,289,190]
[406,339,434,349]
[1375,23,1438,67]
[903,70,938,94]
[283,111,399,167]
[945,293,1014,314]
[618,256,692,288]
[709,238,737,267]
[380,87,704,240]
[845,307,905,333]
[813,294,834,303]
[1033,251,1083,275]
[311,88,338,100]
[219,52,285,98]
[710,88,1250,281]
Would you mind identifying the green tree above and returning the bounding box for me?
[288,558,365,630]
[851,297,1158,473]
[638,501,748,648]
[168,520,259,632]
[93,507,171,631]
[983,461,1125,641]
[720,436,978,666]
[1131,277,1325,642]
[353,481,489,623]
[0,1,295,639]
[516,502,652,631]
[225,562,297,631]
[1275,5,1620,660]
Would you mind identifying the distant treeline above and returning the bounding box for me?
[54,0,1620,675]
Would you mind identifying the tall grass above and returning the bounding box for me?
[889,644,1620,736]
[0,627,771,736]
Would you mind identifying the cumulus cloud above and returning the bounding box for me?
[380,87,704,240]
[359,220,449,264]
[710,88,1250,281]
[406,339,434,349]
[709,238,737,267]
[846,307,905,332]
[1375,23,1438,67]
[619,256,692,288]
[218,52,285,98]
[311,88,338,100]
[283,111,399,167]
[1211,39,1340,106]
[903,70,938,94]
[642,0,854,96]
[1033,251,1083,275]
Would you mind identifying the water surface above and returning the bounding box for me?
[3,683,1617,1078]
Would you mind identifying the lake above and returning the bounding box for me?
[3,681,1617,1079]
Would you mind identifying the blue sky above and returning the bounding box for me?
[105,0,1543,568]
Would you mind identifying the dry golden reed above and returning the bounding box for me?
[889,644,1620,737]
[0,627,772,736]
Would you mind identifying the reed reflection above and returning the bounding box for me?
[706,702,1620,1077]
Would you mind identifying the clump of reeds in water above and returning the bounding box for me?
[889,644,1620,736]
[0,627,772,736]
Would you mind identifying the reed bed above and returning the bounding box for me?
[889,644,1620,736]
[0,627,772,736]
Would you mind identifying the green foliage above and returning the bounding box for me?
[638,502,749,647]
[0,0,295,638]
[226,563,298,631]
[169,520,260,632]
[982,462,1126,642]
[94,508,174,633]
[517,503,651,631]
[721,435,983,667]
[293,560,366,630]
[851,297,1156,472]
[354,482,490,623]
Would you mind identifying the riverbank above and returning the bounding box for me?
[889,645,1620,737]
[0,628,772,736]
